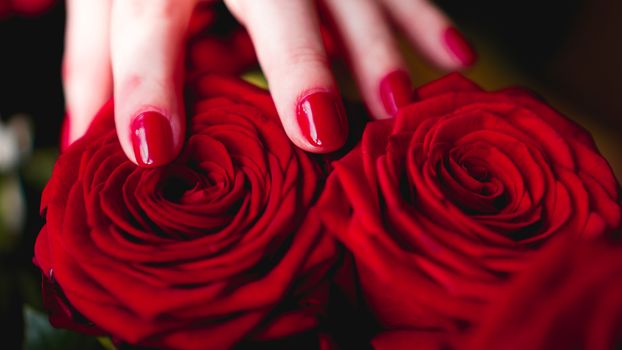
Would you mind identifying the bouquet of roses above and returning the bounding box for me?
[33,6,622,350]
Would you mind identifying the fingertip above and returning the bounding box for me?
[63,0,113,146]
[379,70,413,117]
[442,27,477,68]
[383,0,478,71]
[232,0,348,154]
[294,90,348,153]
[110,0,193,168]
[127,110,182,168]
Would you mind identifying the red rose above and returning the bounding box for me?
[465,236,622,350]
[317,73,621,339]
[34,75,339,349]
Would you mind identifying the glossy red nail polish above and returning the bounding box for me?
[130,111,174,168]
[443,27,477,67]
[379,70,413,116]
[296,91,347,152]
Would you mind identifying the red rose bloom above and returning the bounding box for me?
[465,236,622,350]
[34,75,338,349]
[317,73,621,339]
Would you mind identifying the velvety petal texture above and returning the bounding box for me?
[317,73,622,337]
[465,236,622,350]
[34,75,338,349]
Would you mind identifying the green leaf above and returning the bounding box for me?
[23,305,104,350]
[0,174,25,250]
[97,337,117,350]
[21,148,58,189]
[242,69,268,89]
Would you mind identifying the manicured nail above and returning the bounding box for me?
[60,114,70,152]
[443,27,477,67]
[130,111,174,168]
[379,70,413,116]
[296,91,347,152]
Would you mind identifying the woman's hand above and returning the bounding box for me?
[62,0,476,167]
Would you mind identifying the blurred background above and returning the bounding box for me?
[0,0,620,348]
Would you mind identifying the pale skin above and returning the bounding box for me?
[63,0,476,167]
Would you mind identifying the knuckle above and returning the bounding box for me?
[118,0,179,19]
[282,46,329,69]
[355,29,385,54]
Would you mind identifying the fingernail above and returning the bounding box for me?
[60,114,70,152]
[443,27,477,67]
[296,91,347,152]
[379,70,413,116]
[130,111,174,167]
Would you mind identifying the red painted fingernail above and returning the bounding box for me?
[296,91,347,152]
[130,111,174,168]
[443,27,477,67]
[60,114,70,152]
[379,70,413,116]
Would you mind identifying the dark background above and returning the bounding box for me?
[0,0,620,348]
